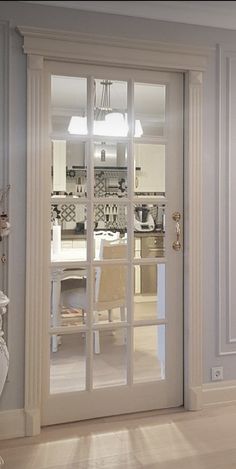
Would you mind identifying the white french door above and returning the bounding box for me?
[41,61,183,425]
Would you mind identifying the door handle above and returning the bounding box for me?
[172,212,181,251]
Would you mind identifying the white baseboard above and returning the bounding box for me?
[0,409,25,440]
[203,380,236,407]
[0,383,236,441]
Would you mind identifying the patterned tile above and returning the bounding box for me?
[61,204,76,222]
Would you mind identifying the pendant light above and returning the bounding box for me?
[68,80,143,137]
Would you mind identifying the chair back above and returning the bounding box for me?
[95,239,127,309]
[94,231,119,256]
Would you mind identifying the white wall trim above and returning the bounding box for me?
[17,26,211,72]
[184,70,203,410]
[0,21,9,294]
[17,26,206,434]
[0,409,25,440]
[203,380,236,407]
[24,53,45,436]
[217,44,236,356]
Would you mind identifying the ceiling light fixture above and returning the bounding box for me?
[68,80,143,137]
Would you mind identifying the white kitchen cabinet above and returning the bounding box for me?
[61,240,72,249]
[66,141,85,168]
[72,239,86,249]
[52,140,66,192]
[134,143,165,193]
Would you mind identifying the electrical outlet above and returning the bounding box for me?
[211,366,223,381]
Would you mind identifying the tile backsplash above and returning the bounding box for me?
[51,171,160,230]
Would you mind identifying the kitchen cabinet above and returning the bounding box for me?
[134,143,165,193]
[141,235,164,294]
[52,140,66,192]
[134,234,164,295]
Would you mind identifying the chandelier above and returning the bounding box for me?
[68,80,143,137]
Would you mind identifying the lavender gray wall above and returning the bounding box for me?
[0,1,234,410]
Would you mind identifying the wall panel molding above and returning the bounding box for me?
[218,44,236,355]
[0,21,9,295]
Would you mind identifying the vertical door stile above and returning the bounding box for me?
[127,79,134,385]
[44,70,53,400]
[86,76,94,390]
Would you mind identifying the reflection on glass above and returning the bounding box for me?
[94,141,127,198]
[93,328,127,388]
[134,82,166,137]
[60,268,87,318]
[51,141,87,197]
[50,333,86,393]
[51,76,87,135]
[134,144,165,196]
[134,205,165,257]
[93,204,127,258]
[51,204,87,261]
[94,79,127,137]
[134,264,165,320]
[93,264,127,324]
[133,325,165,383]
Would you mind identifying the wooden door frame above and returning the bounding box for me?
[17,26,209,435]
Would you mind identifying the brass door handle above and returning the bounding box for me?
[172,212,181,251]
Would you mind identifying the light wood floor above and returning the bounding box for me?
[1,405,236,468]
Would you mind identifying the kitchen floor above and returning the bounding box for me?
[50,296,163,394]
[1,405,236,468]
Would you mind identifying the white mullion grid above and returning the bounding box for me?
[133,319,167,327]
[86,76,94,391]
[50,133,88,142]
[46,71,53,398]
[93,259,129,267]
[50,261,89,269]
[92,135,129,143]
[92,322,130,331]
[134,136,168,145]
[93,197,129,205]
[50,325,87,335]
[91,319,166,331]
[133,257,166,265]
[133,197,167,205]
[51,197,88,205]
[127,79,135,385]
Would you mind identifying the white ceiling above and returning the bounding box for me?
[21,1,236,30]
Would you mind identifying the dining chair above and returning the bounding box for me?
[51,268,87,352]
[61,238,127,353]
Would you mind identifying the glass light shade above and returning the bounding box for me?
[105,112,128,137]
[68,114,143,137]
[134,119,143,137]
[68,116,87,135]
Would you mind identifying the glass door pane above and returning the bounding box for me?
[44,64,183,426]
[134,82,166,137]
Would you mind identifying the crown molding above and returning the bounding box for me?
[17,26,211,71]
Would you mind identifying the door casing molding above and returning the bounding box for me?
[17,26,206,435]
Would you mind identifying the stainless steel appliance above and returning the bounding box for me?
[134,206,155,232]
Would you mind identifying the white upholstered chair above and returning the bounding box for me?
[61,239,127,353]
